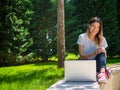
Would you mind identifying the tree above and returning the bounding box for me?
[57,0,65,67]
[65,0,119,58]
[30,0,57,62]
[0,0,33,65]
[116,0,120,57]
[117,0,120,25]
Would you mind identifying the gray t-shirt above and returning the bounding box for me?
[77,33,108,59]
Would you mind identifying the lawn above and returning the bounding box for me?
[0,62,64,90]
[0,58,120,90]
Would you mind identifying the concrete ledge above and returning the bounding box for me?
[47,79,99,90]
[101,64,120,90]
[47,64,120,90]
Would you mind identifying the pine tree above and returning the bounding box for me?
[30,0,57,61]
[0,0,33,65]
[117,0,120,56]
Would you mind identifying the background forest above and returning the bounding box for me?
[0,0,120,66]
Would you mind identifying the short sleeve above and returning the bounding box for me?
[100,37,108,48]
[77,34,84,45]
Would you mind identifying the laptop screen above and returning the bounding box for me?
[64,60,96,81]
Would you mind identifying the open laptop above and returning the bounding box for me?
[64,60,96,81]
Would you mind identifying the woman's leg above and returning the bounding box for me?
[95,52,107,83]
[95,52,106,73]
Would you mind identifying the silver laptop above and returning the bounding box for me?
[64,60,96,81]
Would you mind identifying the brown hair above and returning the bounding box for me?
[87,17,103,46]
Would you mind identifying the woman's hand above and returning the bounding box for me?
[94,47,106,55]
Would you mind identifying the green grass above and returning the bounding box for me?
[49,53,79,61]
[107,58,120,66]
[0,58,120,90]
[0,62,64,90]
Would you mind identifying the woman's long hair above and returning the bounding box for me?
[87,17,103,46]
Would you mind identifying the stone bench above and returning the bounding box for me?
[47,64,120,90]
[47,79,99,90]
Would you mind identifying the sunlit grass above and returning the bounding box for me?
[0,62,64,90]
[49,53,79,61]
[66,53,79,60]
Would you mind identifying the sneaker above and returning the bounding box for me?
[107,69,112,78]
[97,72,107,83]
[106,69,112,78]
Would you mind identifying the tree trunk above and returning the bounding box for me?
[42,57,48,62]
[57,0,65,68]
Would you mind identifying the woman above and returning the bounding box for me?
[77,17,108,83]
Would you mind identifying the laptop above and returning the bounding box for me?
[64,60,96,81]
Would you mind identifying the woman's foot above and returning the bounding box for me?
[97,72,107,83]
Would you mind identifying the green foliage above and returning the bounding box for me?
[30,0,57,61]
[0,0,33,65]
[0,0,57,65]
[65,0,120,58]
[0,0,119,66]
[117,0,120,25]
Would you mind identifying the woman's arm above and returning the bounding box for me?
[78,45,107,59]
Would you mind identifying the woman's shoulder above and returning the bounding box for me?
[102,36,107,40]
[79,33,87,37]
